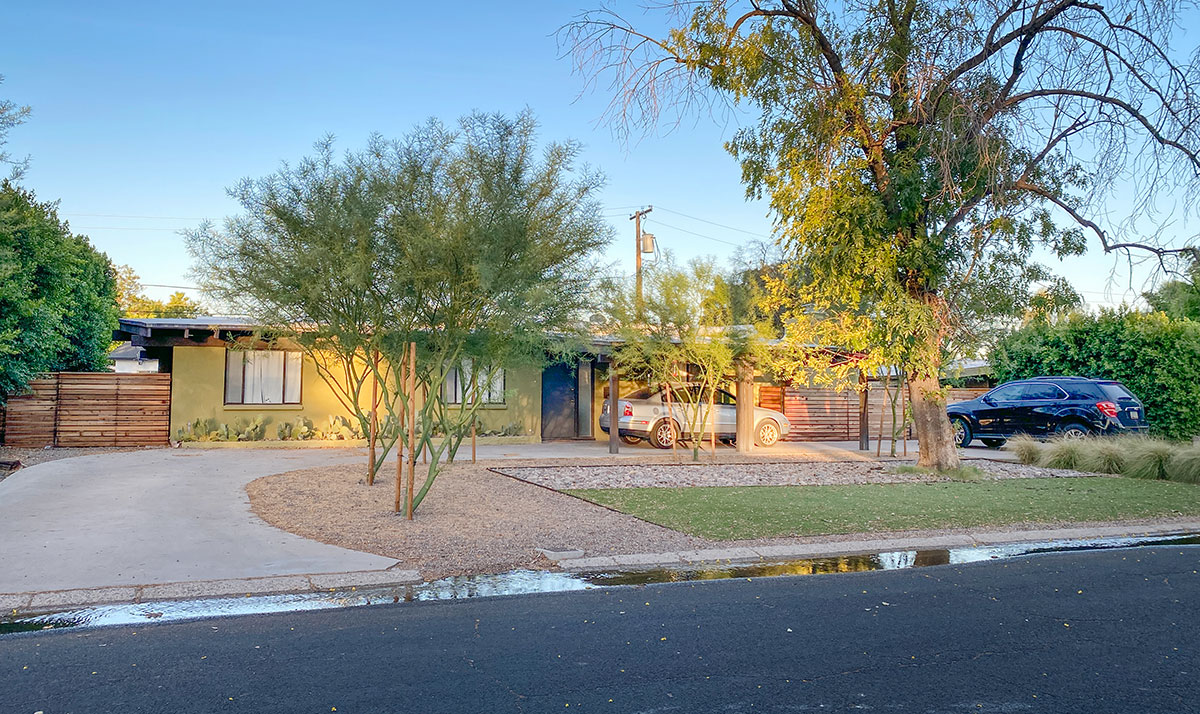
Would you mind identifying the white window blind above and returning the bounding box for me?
[225,350,302,404]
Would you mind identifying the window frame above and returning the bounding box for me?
[444,361,507,406]
[223,349,304,406]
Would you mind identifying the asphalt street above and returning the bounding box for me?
[2,547,1198,713]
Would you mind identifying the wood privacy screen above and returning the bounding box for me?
[0,373,171,447]
[757,385,989,441]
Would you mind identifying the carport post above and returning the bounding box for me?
[608,363,619,454]
[858,368,870,451]
[735,360,754,453]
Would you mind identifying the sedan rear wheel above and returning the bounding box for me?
[650,419,680,449]
[755,420,781,447]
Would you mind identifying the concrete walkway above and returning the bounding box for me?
[0,449,396,594]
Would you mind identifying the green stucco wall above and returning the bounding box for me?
[169,346,541,441]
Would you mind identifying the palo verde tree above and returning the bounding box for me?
[565,0,1200,469]
[604,254,766,460]
[190,111,610,511]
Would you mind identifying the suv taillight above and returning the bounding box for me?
[1097,401,1120,419]
[622,402,633,417]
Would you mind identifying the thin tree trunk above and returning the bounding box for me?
[368,350,379,486]
[708,385,716,461]
[908,370,960,470]
[406,341,417,519]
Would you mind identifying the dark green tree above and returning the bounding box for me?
[0,181,119,401]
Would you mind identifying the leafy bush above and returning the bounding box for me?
[1123,439,1176,480]
[1168,446,1200,485]
[992,309,1200,440]
[1008,435,1042,465]
[1039,438,1089,470]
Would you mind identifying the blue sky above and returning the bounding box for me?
[2,1,1170,308]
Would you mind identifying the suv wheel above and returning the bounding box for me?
[650,419,680,449]
[951,417,972,448]
[619,434,642,446]
[1056,422,1091,439]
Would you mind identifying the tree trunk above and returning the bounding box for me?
[907,370,960,470]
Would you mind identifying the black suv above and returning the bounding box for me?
[947,376,1147,448]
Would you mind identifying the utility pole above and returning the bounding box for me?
[630,206,653,308]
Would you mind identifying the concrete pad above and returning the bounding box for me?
[557,556,618,571]
[0,448,397,593]
[29,586,141,610]
[678,547,761,564]
[309,570,422,590]
[140,575,316,602]
[537,548,586,561]
[610,553,682,567]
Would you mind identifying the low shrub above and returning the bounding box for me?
[1168,445,1200,485]
[1008,435,1042,465]
[1123,438,1176,480]
[1039,438,1089,471]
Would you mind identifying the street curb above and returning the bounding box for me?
[1,568,423,615]
[554,521,1200,572]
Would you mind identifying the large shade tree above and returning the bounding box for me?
[565,0,1200,468]
[0,182,119,401]
[190,111,610,510]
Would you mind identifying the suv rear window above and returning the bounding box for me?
[1098,382,1136,401]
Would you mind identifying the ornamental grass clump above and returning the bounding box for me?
[1008,435,1043,465]
[1167,445,1200,484]
[1123,438,1176,480]
[1040,438,1089,471]
[1081,438,1128,475]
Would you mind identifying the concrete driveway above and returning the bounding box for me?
[0,448,395,594]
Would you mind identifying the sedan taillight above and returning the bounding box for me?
[622,402,633,417]
[1097,401,1120,419]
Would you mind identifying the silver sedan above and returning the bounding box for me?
[599,384,790,449]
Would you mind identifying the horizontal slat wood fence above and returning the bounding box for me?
[1,373,171,447]
[757,385,988,442]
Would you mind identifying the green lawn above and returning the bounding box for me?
[567,478,1200,540]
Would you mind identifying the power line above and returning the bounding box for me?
[64,212,203,220]
[648,220,743,248]
[143,283,200,290]
[75,226,188,231]
[654,206,774,240]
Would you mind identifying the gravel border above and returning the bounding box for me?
[492,459,1094,490]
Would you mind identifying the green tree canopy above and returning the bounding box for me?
[1144,258,1200,321]
[566,0,1200,468]
[115,264,206,318]
[0,181,119,401]
[189,111,611,510]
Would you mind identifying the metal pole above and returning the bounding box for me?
[858,368,870,451]
[630,207,652,308]
[608,364,620,454]
[368,350,378,486]
[406,341,417,520]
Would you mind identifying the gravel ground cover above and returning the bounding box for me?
[247,461,709,579]
[493,459,1089,490]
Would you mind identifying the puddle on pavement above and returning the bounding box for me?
[4,532,1197,635]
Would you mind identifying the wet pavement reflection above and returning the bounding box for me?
[3,532,1197,635]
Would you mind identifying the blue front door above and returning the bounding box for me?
[541,362,578,439]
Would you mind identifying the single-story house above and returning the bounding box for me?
[108,343,160,373]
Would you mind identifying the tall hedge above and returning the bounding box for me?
[990,310,1200,440]
[0,181,119,403]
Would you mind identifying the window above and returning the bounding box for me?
[1019,383,1066,400]
[444,361,505,404]
[225,350,302,405]
[986,384,1025,401]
